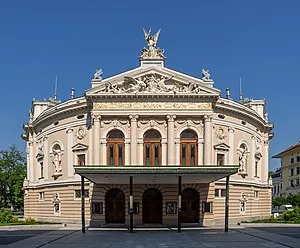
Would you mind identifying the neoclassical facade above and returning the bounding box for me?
[22,29,273,227]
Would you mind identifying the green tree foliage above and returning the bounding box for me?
[272,196,288,207]
[272,195,300,207]
[0,146,26,210]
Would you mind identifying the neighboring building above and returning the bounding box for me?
[271,168,282,197]
[273,141,300,196]
[22,29,273,226]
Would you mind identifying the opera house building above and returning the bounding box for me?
[22,30,273,228]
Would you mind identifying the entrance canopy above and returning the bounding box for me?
[74,166,239,184]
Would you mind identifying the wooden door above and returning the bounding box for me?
[181,188,199,223]
[142,189,162,223]
[180,140,198,166]
[105,189,125,223]
[107,140,124,166]
[143,140,161,166]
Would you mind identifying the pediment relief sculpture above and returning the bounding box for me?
[98,73,208,95]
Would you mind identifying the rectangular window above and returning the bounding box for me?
[290,168,294,176]
[255,161,258,177]
[273,186,276,194]
[297,167,300,175]
[190,144,195,166]
[291,180,294,187]
[240,202,246,212]
[215,189,226,197]
[297,156,300,163]
[77,154,85,166]
[146,144,150,166]
[182,144,186,166]
[291,158,294,164]
[92,202,103,214]
[109,144,114,166]
[296,178,300,187]
[254,191,259,198]
[215,189,219,197]
[202,201,212,213]
[154,144,159,166]
[217,154,225,166]
[40,162,44,178]
[74,190,89,199]
[39,192,44,200]
[118,144,123,166]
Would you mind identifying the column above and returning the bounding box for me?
[137,139,143,165]
[129,115,138,165]
[28,139,34,182]
[175,139,180,166]
[262,140,269,182]
[129,176,133,233]
[204,115,212,165]
[92,114,101,165]
[228,127,234,165]
[198,139,204,166]
[167,115,176,165]
[162,139,168,166]
[178,175,182,233]
[43,137,49,180]
[88,125,93,165]
[251,136,256,178]
[125,140,130,166]
[67,128,74,177]
[225,175,230,232]
[26,143,30,181]
[81,175,85,233]
[100,140,107,165]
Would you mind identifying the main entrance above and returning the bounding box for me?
[142,188,162,223]
[181,188,199,223]
[105,188,125,223]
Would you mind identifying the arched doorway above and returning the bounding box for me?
[181,188,199,223]
[180,129,198,166]
[143,129,162,166]
[106,129,125,166]
[142,188,162,223]
[105,188,125,223]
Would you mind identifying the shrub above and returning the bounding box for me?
[25,217,36,224]
[281,207,300,223]
[0,210,20,224]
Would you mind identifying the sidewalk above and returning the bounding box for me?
[1,225,299,248]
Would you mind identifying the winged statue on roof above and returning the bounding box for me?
[140,28,165,59]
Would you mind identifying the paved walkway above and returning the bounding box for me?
[1,225,299,248]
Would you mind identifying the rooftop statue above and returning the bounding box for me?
[202,69,211,81]
[94,68,103,80]
[140,28,165,59]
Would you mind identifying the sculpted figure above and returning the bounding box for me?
[237,146,248,173]
[140,28,165,59]
[51,145,62,174]
[202,69,211,80]
[94,68,103,80]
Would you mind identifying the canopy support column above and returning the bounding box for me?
[129,176,133,233]
[81,175,85,233]
[178,175,182,233]
[225,175,230,232]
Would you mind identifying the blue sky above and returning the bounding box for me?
[1,1,299,171]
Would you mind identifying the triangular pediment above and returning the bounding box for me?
[86,66,220,98]
[214,143,230,151]
[72,143,89,152]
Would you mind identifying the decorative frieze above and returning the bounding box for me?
[93,102,212,110]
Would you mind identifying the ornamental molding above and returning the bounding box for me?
[214,142,230,151]
[72,143,89,152]
[94,101,212,111]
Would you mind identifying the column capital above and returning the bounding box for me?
[228,127,235,133]
[204,115,212,122]
[66,128,73,134]
[129,114,139,121]
[91,113,101,121]
[43,136,48,142]
[167,114,176,121]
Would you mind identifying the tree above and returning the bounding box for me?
[0,146,26,210]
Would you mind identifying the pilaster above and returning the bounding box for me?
[162,138,168,166]
[262,140,269,183]
[251,135,256,179]
[137,139,143,165]
[92,114,101,165]
[67,128,74,177]
[167,114,176,165]
[129,114,138,165]
[175,139,180,165]
[204,115,212,165]
[43,137,49,180]
[198,139,204,166]
[228,127,234,165]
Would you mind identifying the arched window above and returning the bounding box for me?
[180,129,198,166]
[106,130,125,166]
[143,129,161,166]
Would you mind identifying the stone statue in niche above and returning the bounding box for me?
[237,144,249,174]
[51,144,63,177]
[53,193,61,214]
